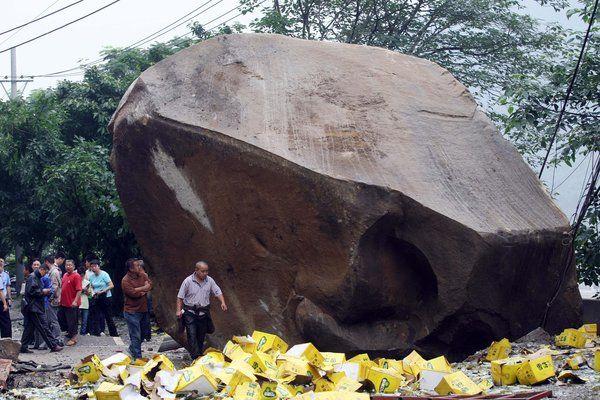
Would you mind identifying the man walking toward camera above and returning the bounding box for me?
[122,258,152,360]
[0,258,11,338]
[176,261,227,359]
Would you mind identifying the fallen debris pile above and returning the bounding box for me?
[6,324,600,399]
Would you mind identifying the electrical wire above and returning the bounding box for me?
[0,0,84,37]
[31,0,228,77]
[538,0,599,178]
[29,0,263,78]
[0,0,62,46]
[553,152,591,192]
[0,0,121,54]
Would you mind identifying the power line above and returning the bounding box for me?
[538,0,599,178]
[31,0,227,77]
[553,152,591,192]
[0,0,62,47]
[0,0,121,55]
[0,0,84,37]
[30,0,261,78]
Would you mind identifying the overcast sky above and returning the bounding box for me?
[0,0,591,218]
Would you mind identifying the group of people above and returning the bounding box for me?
[1,253,228,362]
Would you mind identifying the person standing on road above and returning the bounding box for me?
[176,261,227,359]
[20,263,62,353]
[45,255,64,346]
[0,258,11,337]
[55,252,66,275]
[121,258,152,360]
[61,259,82,346]
[79,261,92,335]
[88,260,118,337]
[32,259,54,350]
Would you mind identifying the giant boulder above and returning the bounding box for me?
[109,33,581,359]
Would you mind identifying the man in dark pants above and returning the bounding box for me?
[176,261,227,359]
[20,264,62,353]
[60,259,82,346]
[121,258,152,360]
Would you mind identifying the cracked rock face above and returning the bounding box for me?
[109,33,581,359]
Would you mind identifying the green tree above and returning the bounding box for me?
[501,0,599,285]
[241,0,568,100]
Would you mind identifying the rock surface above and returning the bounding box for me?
[109,33,582,359]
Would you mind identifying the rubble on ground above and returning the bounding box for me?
[5,323,600,399]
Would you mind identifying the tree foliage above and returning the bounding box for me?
[500,0,599,285]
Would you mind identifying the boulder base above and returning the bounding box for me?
[110,33,581,359]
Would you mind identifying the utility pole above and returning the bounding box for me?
[0,47,32,99]
[1,47,29,290]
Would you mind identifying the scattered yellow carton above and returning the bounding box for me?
[314,377,336,392]
[347,354,370,363]
[175,364,218,394]
[485,338,511,361]
[578,323,597,338]
[478,378,493,391]
[225,341,251,361]
[72,354,105,385]
[435,371,481,396]
[234,335,258,353]
[253,331,289,354]
[594,350,600,372]
[490,357,525,386]
[194,350,226,366]
[247,351,277,376]
[566,353,586,370]
[555,328,587,348]
[286,343,325,368]
[402,350,427,377]
[234,381,261,400]
[365,366,405,393]
[276,356,320,384]
[516,355,555,385]
[334,376,362,392]
[295,391,369,400]
[94,382,124,400]
[377,358,404,374]
[258,380,279,400]
[424,356,452,373]
[321,352,346,369]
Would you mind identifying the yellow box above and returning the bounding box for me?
[276,357,320,383]
[252,331,289,354]
[258,381,279,400]
[594,350,600,372]
[225,341,251,361]
[72,354,105,385]
[435,371,481,396]
[175,364,219,394]
[402,350,427,377]
[424,356,452,373]
[516,355,555,385]
[285,343,325,368]
[347,353,370,363]
[566,353,585,370]
[321,352,346,369]
[314,377,335,392]
[234,381,261,400]
[578,323,597,338]
[193,351,225,366]
[485,338,511,361]
[490,357,524,386]
[247,351,277,375]
[555,328,587,348]
[334,376,362,392]
[234,335,258,353]
[377,358,404,374]
[94,382,124,400]
[225,370,255,395]
[365,366,405,394]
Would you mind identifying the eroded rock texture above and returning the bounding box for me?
[109,33,582,359]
